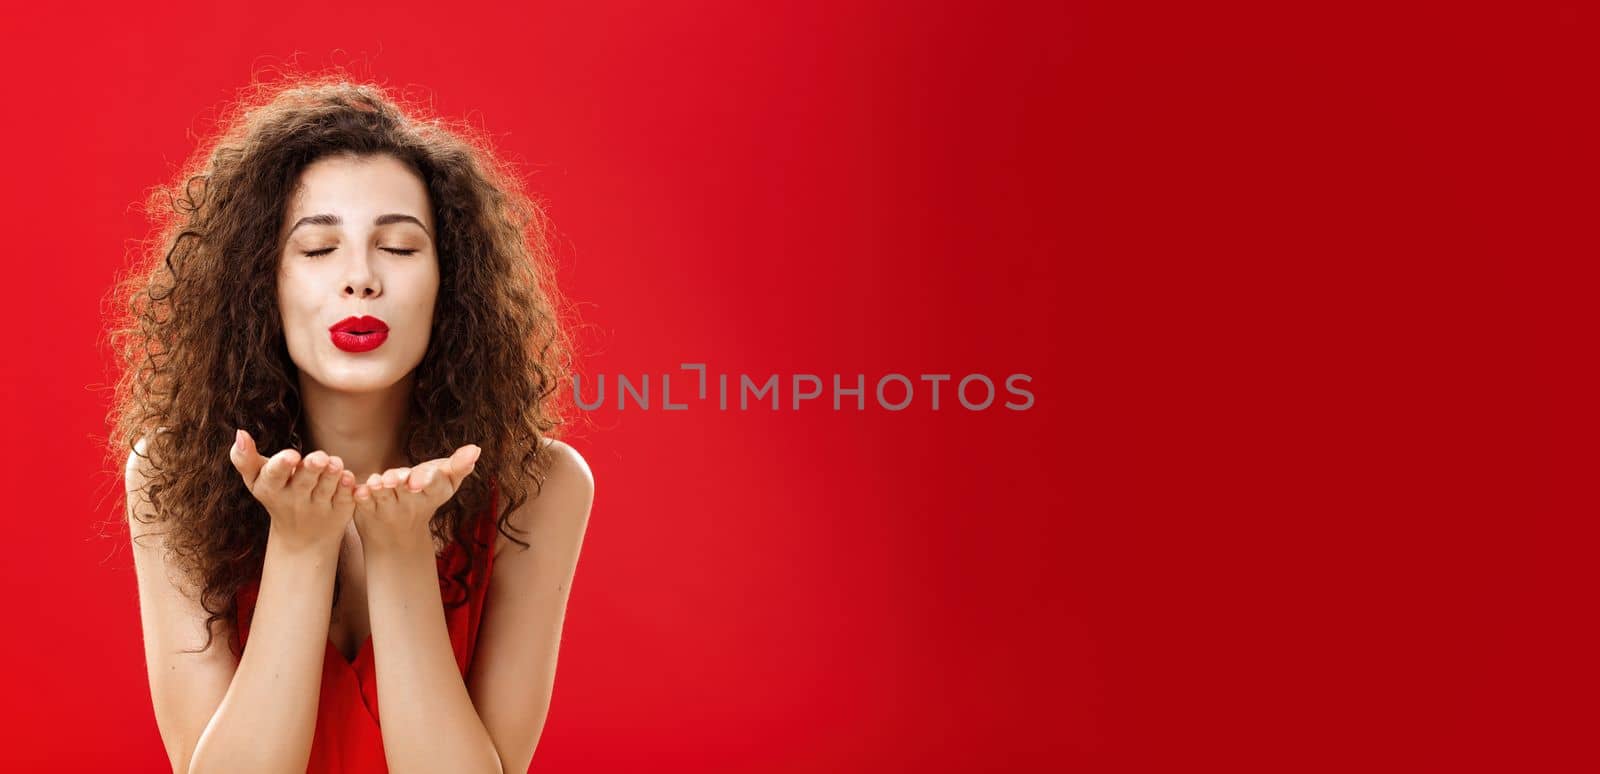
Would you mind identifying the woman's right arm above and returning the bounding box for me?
[128,437,344,774]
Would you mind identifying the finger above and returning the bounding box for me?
[241,430,266,465]
[332,469,356,506]
[423,461,458,503]
[448,445,482,485]
[241,432,274,486]
[425,446,480,493]
[257,448,301,493]
[292,451,329,497]
[310,455,343,503]
[368,473,398,509]
[405,461,440,493]
[229,430,265,489]
[382,467,411,490]
[353,478,376,518]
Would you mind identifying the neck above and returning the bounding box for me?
[297,370,416,483]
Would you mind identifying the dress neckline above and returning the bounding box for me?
[237,480,500,673]
[326,537,467,671]
[329,630,374,669]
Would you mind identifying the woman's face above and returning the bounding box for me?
[277,152,440,394]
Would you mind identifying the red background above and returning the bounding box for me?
[0,1,1588,772]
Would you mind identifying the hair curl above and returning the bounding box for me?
[103,73,576,656]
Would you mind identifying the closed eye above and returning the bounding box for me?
[301,247,419,257]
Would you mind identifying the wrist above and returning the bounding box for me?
[266,523,343,558]
[357,522,436,559]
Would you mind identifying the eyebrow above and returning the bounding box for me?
[287,213,432,238]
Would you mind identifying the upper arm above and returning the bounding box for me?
[466,439,595,773]
[126,438,240,774]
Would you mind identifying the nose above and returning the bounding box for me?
[342,249,381,299]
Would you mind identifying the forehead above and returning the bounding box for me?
[284,153,431,227]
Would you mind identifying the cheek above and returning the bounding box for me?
[425,274,440,312]
[401,267,442,315]
[275,272,320,336]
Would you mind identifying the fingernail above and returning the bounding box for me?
[466,445,482,464]
[233,429,243,451]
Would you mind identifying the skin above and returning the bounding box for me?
[276,151,442,487]
[127,152,594,774]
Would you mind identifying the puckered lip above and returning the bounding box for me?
[329,315,390,334]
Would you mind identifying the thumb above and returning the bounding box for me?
[447,444,482,485]
[229,429,267,489]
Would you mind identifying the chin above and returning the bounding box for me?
[309,364,411,394]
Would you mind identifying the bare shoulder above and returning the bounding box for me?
[125,433,164,542]
[493,438,595,556]
[124,430,202,594]
[124,429,171,487]
[124,431,240,771]
[537,437,595,496]
[468,437,595,769]
[125,434,155,490]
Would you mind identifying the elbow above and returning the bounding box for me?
[180,751,209,774]
[498,744,537,774]
[169,743,195,774]
[482,746,508,774]
[185,748,300,774]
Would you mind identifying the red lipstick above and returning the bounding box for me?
[329,315,390,353]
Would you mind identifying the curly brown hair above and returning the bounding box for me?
[103,73,577,657]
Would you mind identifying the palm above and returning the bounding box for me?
[352,445,482,548]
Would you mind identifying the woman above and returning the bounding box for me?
[108,76,594,773]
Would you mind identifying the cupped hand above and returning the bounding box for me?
[352,444,481,554]
[229,429,357,552]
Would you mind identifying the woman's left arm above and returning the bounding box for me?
[361,441,594,774]
[465,441,594,772]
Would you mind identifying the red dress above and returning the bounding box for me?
[234,484,499,773]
